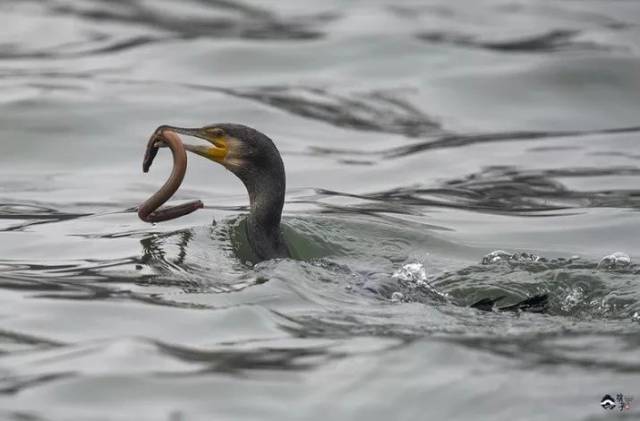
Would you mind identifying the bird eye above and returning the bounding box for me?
[206,127,225,137]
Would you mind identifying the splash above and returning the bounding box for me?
[391,262,428,287]
[560,287,585,313]
[597,252,631,270]
[390,291,404,303]
[391,262,449,302]
[390,262,428,302]
[482,250,542,265]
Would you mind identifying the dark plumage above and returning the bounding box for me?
[471,294,548,313]
[216,124,289,261]
[166,123,289,262]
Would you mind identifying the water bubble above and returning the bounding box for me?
[481,250,541,265]
[392,263,427,287]
[561,287,584,312]
[390,292,404,303]
[513,252,542,262]
[597,252,631,269]
[481,250,511,264]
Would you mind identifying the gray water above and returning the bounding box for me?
[1,1,640,420]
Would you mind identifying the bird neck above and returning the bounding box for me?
[243,170,287,259]
[248,184,283,236]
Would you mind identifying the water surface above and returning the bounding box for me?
[1,1,640,420]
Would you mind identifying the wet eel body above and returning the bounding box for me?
[138,127,203,223]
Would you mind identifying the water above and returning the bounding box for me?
[1,0,640,419]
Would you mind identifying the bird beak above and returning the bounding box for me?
[159,125,228,164]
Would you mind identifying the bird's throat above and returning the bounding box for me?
[243,175,287,261]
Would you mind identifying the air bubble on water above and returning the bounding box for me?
[514,252,541,262]
[390,292,404,303]
[561,287,584,312]
[481,250,510,264]
[482,250,541,265]
[391,262,449,299]
[392,263,427,287]
[597,252,631,269]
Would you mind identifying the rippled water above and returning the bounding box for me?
[2,1,640,420]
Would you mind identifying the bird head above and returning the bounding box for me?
[160,123,285,190]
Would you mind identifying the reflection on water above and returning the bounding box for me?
[418,29,612,53]
[1,0,640,420]
[226,86,443,137]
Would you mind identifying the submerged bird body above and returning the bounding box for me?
[162,123,289,261]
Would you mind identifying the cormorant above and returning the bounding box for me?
[139,123,548,313]
[158,123,289,261]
